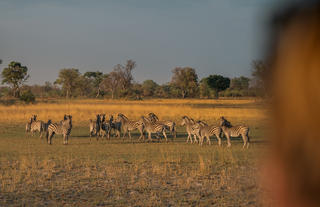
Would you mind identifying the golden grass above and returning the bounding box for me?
[0,98,266,125]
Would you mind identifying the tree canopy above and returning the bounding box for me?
[55,68,81,98]
[1,61,29,97]
[171,67,198,98]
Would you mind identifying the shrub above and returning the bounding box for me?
[19,90,36,104]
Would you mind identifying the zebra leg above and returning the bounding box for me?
[162,131,168,142]
[48,132,53,145]
[207,136,211,145]
[148,132,152,142]
[226,134,231,147]
[122,130,127,139]
[242,134,249,149]
[199,136,203,146]
[193,135,198,144]
[128,131,132,140]
[216,134,222,147]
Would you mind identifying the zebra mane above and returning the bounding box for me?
[119,113,129,120]
[182,116,190,120]
[149,113,159,120]
[220,117,232,128]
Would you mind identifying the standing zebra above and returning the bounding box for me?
[140,116,168,142]
[26,115,46,138]
[89,114,102,139]
[219,116,250,148]
[47,115,72,145]
[109,115,121,138]
[195,120,222,146]
[148,113,176,139]
[116,113,144,141]
[181,116,200,144]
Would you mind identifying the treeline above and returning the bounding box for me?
[0,59,266,102]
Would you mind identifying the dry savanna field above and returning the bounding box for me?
[0,99,271,206]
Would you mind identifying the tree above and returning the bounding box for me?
[1,61,29,97]
[100,71,121,99]
[199,78,216,98]
[230,76,250,90]
[171,67,198,98]
[203,75,230,98]
[55,68,81,98]
[84,71,105,97]
[142,80,158,97]
[76,75,93,97]
[251,60,268,89]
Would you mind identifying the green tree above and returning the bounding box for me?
[1,61,29,97]
[84,71,105,97]
[55,68,81,98]
[230,76,250,90]
[199,78,216,98]
[171,67,198,98]
[203,75,230,98]
[76,75,93,97]
[142,80,158,97]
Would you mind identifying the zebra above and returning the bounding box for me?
[99,114,113,139]
[181,116,201,144]
[46,114,72,145]
[109,115,121,138]
[116,113,144,141]
[140,116,168,142]
[89,119,96,138]
[219,116,250,148]
[194,120,222,146]
[89,114,102,139]
[148,113,176,139]
[26,115,46,138]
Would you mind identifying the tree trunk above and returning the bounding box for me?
[96,88,101,98]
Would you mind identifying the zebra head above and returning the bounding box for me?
[32,115,37,121]
[109,115,114,123]
[116,114,124,123]
[65,115,72,127]
[100,114,106,123]
[181,117,188,126]
[220,117,232,128]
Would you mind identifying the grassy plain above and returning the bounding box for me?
[0,99,271,206]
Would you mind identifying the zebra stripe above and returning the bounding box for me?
[116,113,144,140]
[140,116,167,142]
[47,115,72,145]
[219,116,250,148]
[181,116,200,144]
[148,113,176,139]
[196,121,222,146]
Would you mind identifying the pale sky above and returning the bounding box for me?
[0,0,287,85]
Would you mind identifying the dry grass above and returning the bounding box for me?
[0,98,266,125]
[0,99,271,206]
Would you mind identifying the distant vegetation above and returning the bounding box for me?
[0,59,267,102]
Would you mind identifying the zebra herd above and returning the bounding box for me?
[25,113,250,148]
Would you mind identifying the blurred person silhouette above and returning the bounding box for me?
[265,1,320,207]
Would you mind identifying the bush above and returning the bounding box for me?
[19,90,36,104]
